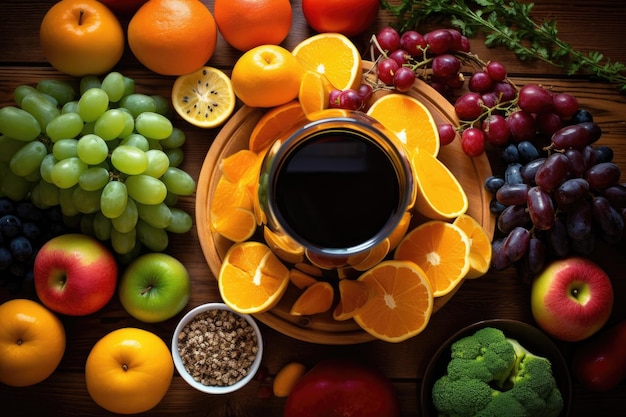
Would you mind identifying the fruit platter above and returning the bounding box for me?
[1,1,626,416]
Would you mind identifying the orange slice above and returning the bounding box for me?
[366,93,440,158]
[333,279,371,321]
[298,70,331,117]
[273,362,307,397]
[353,260,433,343]
[219,149,259,184]
[294,262,323,278]
[289,281,334,316]
[209,176,256,242]
[248,100,306,153]
[218,241,290,314]
[453,214,493,279]
[291,33,362,91]
[288,268,318,290]
[394,220,470,297]
[412,147,468,220]
[386,211,412,251]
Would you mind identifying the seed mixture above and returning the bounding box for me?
[177,308,259,387]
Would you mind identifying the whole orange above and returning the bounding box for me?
[85,327,173,414]
[39,0,125,76]
[127,0,217,76]
[214,0,292,52]
[231,45,303,108]
[0,299,66,387]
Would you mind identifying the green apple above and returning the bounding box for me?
[119,253,191,323]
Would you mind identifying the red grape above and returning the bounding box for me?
[468,71,493,93]
[424,29,453,54]
[329,89,342,108]
[552,93,579,119]
[518,84,553,114]
[431,54,461,79]
[393,67,416,92]
[437,123,456,146]
[461,127,485,157]
[338,89,363,110]
[376,27,400,52]
[506,110,536,142]
[482,114,510,146]
[399,30,426,56]
[356,84,373,103]
[377,58,400,85]
[486,61,507,81]
[454,92,484,120]
[389,49,410,66]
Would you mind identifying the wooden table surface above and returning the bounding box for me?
[1,1,626,416]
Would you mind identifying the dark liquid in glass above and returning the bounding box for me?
[274,130,401,249]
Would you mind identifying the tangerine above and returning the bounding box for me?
[214,0,292,52]
[127,0,217,76]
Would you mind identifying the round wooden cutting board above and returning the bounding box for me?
[196,63,496,344]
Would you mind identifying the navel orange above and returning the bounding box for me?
[127,0,217,76]
[214,0,292,52]
[218,241,290,314]
[394,220,470,297]
[353,260,433,342]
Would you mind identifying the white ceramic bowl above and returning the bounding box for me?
[171,303,263,394]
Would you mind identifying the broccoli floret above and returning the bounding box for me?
[448,327,516,386]
[431,327,565,417]
[432,375,496,417]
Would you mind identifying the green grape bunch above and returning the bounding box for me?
[0,71,195,258]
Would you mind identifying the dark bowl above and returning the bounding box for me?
[420,319,572,417]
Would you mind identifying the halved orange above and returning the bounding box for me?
[333,279,371,321]
[291,33,362,91]
[218,241,290,314]
[353,260,433,343]
[394,220,470,297]
[289,281,334,316]
[453,214,492,279]
[172,66,235,128]
[298,70,331,117]
[412,147,468,220]
[248,100,306,153]
[366,93,440,158]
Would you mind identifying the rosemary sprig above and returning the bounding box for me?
[381,0,626,92]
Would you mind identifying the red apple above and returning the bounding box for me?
[98,0,148,15]
[571,319,626,392]
[34,234,118,316]
[530,257,613,342]
[283,359,399,417]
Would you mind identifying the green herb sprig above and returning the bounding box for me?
[381,0,626,92]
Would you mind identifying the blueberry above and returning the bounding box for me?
[0,215,22,238]
[501,143,520,164]
[484,176,505,194]
[570,109,593,124]
[22,222,41,241]
[16,201,40,222]
[0,198,15,217]
[594,146,614,163]
[517,140,540,163]
[0,246,12,268]
[10,236,33,262]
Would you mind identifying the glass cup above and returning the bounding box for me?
[258,109,415,270]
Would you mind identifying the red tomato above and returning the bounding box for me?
[302,0,379,36]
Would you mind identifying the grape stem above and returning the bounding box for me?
[381,0,626,92]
